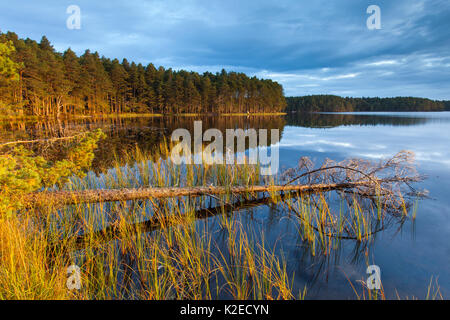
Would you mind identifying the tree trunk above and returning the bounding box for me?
[25,180,387,208]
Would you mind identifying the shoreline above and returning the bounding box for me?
[3,110,450,122]
[0,112,288,121]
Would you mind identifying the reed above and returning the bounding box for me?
[0,143,426,300]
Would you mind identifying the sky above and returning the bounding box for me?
[1,0,449,99]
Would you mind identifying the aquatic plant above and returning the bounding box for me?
[0,138,429,300]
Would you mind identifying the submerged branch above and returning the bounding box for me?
[71,194,277,248]
[0,132,87,149]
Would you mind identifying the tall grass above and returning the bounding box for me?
[0,143,296,300]
[0,143,429,300]
[0,215,70,299]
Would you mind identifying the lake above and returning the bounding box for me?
[2,112,449,299]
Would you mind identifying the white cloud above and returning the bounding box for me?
[365,60,401,67]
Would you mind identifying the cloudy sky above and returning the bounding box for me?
[1,0,449,99]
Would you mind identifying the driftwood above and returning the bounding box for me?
[26,177,417,208]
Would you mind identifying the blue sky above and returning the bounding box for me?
[1,0,449,99]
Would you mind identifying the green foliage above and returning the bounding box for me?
[0,40,22,82]
[0,129,105,216]
[0,31,285,117]
[444,100,450,111]
[286,95,448,112]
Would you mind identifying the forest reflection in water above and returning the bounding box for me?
[3,112,448,298]
[2,112,447,171]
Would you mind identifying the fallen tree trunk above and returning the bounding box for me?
[25,178,415,208]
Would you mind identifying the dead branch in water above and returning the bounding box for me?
[280,150,424,211]
[69,194,277,249]
[44,151,423,258]
[25,151,423,210]
[25,177,419,209]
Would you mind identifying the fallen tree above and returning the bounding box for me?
[23,150,423,215]
[39,151,423,257]
[26,177,419,208]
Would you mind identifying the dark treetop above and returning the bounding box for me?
[286,95,450,113]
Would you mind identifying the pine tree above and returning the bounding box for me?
[0,31,291,117]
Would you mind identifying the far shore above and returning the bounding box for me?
[3,110,450,122]
[0,112,288,121]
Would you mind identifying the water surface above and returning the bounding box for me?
[2,112,449,299]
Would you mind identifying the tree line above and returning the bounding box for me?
[286,95,450,112]
[0,31,286,117]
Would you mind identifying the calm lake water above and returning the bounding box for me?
[2,112,449,299]
[279,112,450,299]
